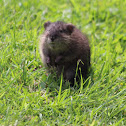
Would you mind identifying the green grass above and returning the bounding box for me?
[0,0,126,125]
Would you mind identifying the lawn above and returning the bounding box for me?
[0,0,126,125]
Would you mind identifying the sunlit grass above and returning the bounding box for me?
[0,0,126,125]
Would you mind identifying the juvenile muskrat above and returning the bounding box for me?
[40,21,90,85]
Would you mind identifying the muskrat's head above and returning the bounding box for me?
[43,21,75,51]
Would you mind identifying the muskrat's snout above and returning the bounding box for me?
[50,34,57,42]
[45,30,58,42]
[45,35,56,49]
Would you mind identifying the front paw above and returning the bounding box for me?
[46,57,50,64]
[55,56,63,63]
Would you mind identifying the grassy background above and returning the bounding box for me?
[0,0,126,125]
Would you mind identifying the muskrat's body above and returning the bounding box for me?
[40,21,90,85]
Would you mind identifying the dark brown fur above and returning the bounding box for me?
[40,21,90,85]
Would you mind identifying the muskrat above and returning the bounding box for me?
[40,21,90,85]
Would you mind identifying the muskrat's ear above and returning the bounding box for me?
[44,21,51,29]
[66,24,75,34]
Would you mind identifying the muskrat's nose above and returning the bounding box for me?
[50,35,56,41]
